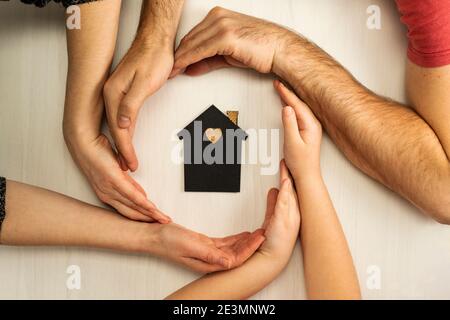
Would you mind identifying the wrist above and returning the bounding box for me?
[272,31,301,78]
[63,121,97,152]
[135,0,184,50]
[293,170,324,189]
[257,247,290,268]
[134,28,176,50]
[63,106,102,146]
[131,222,162,255]
[62,120,102,174]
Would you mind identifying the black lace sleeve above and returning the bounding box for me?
[20,0,100,8]
[0,177,6,233]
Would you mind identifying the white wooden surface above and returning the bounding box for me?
[1,0,450,300]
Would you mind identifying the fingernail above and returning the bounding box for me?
[284,106,294,116]
[128,160,139,172]
[118,116,131,128]
[163,217,172,224]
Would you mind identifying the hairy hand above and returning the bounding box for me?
[171,6,293,77]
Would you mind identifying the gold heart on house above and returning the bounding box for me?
[204,128,223,144]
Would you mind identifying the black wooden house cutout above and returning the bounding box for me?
[178,105,248,192]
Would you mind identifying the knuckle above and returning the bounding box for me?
[120,100,139,114]
[180,34,190,45]
[210,6,226,17]
[192,45,205,56]
[278,196,289,208]
[96,134,110,147]
[97,192,109,203]
[217,17,231,29]
[120,100,133,112]
[146,77,160,92]
[220,28,236,43]
[97,180,112,195]
[103,79,116,97]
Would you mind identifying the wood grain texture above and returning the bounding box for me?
[0,0,449,299]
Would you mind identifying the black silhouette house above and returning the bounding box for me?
[178,105,247,192]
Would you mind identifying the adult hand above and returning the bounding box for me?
[104,39,174,172]
[65,133,171,223]
[152,223,265,273]
[275,80,322,180]
[259,160,301,260]
[171,6,294,77]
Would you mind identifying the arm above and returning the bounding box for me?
[406,62,450,160]
[167,162,300,300]
[63,0,170,223]
[166,252,281,300]
[276,81,360,300]
[1,180,151,251]
[104,0,185,171]
[273,37,450,224]
[0,180,263,273]
[171,7,450,223]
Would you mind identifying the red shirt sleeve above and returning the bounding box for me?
[396,0,450,68]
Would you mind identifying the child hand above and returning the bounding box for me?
[259,161,300,263]
[274,80,322,181]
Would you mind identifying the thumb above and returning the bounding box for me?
[263,188,278,229]
[274,178,291,215]
[184,56,231,77]
[117,75,152,129]
[282,106,303,145]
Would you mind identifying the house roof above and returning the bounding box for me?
[178,105,248,140]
